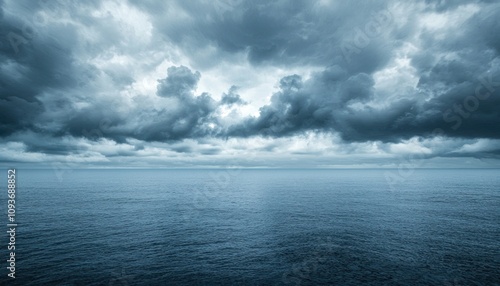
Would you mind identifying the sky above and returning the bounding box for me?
[1,0,500,168]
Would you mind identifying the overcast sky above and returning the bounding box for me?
[1,0,500,168]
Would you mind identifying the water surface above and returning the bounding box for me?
[2,169,499,285]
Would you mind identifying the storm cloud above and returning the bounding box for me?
[1,0,500,166]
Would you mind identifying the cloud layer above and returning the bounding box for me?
[1,0,500,167]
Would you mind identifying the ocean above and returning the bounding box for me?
[2,169,499,285]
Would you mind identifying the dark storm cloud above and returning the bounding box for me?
[226,66,423,141]
[220,86,245,106]
[225,1,500,145]
[0,1,220,148]
[0,0,109,138]
[1,0,500,160]
[0,96,41,135]
[228,64,500,143]
[62,65,219,143]
[226,66,383,139]
[133,66,218,142]
[157,66,201,98]
[129,0,395,72]
[127,0,500,147]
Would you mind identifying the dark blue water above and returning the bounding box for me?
[1,169,499,285]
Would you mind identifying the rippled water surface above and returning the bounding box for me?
[2,169,499,285]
